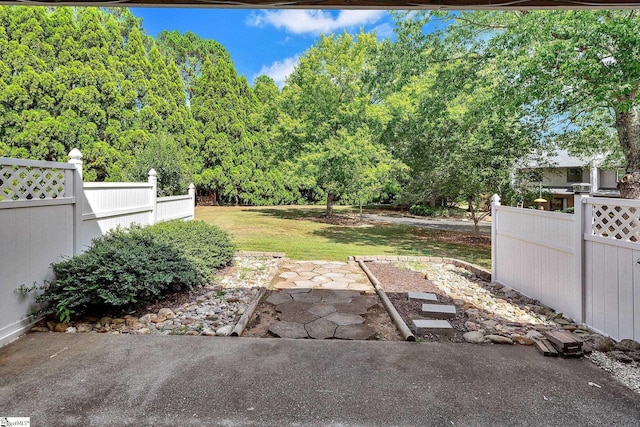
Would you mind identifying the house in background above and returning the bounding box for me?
[514,149,623,211]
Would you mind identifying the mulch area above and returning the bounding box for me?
[366,262,469,343]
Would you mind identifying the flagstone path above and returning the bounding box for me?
[271,260,374,292]
[266,261,378,339]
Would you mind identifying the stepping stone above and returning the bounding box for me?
[291,292,322,303]
[308,303,337,317]
[279,272,299,279]
[305,318,338,339]
[408,292,438,302]
[293,280,315,287]
[278,309,319,324]
[324,312,364,326]
[335,324,376,340]
[421,304,457,319]
[282,288,312,294]
[411,319,454,335]
[347,283,373,291]
[266,292,293,305]
[269,321,308,339]
[275,301,312,313]
[322,281,350,290]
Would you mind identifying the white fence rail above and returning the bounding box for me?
[0,150,195,346]
[492,194,640,342]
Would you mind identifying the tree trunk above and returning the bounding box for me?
[615,107,640,198]
[326,192,335,217]
[359,200,363,221]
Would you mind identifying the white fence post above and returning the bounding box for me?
[68,148,83,255]
[490,194,501,282]
[148,169,157,225]
[573,193,586,324]
[189,183,196,219]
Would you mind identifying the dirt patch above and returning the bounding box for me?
[367,262,469,343]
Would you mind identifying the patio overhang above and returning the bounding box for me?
[1,0,640,9]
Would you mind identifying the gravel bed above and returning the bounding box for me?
[588,351,640,393]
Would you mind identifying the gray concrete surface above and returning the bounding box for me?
[364,214,491,235]
[1,333,639,426]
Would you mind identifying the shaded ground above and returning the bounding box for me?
[1,334,638,426]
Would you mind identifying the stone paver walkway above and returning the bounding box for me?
[266,261,377,339]
[271,260,374,292]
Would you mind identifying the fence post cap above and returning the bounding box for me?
[68,148,82,161]
[491,194,501,204]
[148,168,157,177]
[189,183,195,190]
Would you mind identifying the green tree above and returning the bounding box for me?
[278,32,402,216]
[443,10,638,197]
[127,134,187,196]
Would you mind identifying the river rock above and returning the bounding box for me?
[486,334,513,345]
[463,331,486,344]
[76,323,93,333]
[215,325,233,336]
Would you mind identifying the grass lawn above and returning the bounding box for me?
[196,205,491,268]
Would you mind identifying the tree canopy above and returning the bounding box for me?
[2,7,638,205]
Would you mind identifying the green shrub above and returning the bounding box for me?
[36,221,235,322]
[146,220,236,278]
[410,204,434,216]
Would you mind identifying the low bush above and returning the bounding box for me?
[145,220,236,278]
[36,221,235,322]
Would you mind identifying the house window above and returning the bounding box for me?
[567,168,582,183]
[616,168,626,181]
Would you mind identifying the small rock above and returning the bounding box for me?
[46,321,57,331]
[590,335,616,352]
[452,299,465,307]
[526,330,545,340]
[215,325,233,336]
[30,326,49,333]
[112,318,126,325]
[616,339,640,352]
[463,331,486,344]
[139,314,157,323]
[136,328,151,335]
[54,323,69,333]
[158,308,175,318]
[76,323,93,333]
[610,351,634,364]
[465,321,481,331]
[65,327,77,333]
[99,317,113,325]
[562,325,577,331]
[512,335,534,346]
[201,328,216,336]
[151,316,167,324]
[485,334,513,345]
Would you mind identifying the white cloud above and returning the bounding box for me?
[372,23,394,39]
[247,10,386,35]
[254,55,300,88]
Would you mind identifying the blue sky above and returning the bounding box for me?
[131,9,395,88]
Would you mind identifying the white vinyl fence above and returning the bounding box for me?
[0,150,195,346]
[492,194,640,342]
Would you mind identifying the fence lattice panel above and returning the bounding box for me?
[591,204,640,242]
[0,164,66,201]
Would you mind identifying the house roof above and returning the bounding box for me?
[1,0,640,8]
[519,149,607,169]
